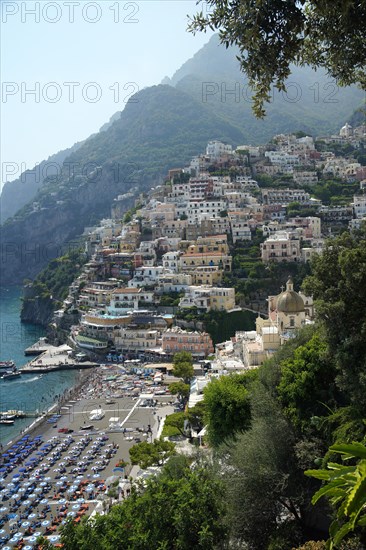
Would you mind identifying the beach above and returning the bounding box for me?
[0,364,175,547]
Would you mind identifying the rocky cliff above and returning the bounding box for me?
[20,284,55,327]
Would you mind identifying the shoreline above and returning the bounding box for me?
[3,368,94,452]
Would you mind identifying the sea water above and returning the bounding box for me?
[0,287,79,445]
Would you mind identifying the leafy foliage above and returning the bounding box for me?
[27,248,87,303]
[163,412,186,437]
[169,381,190,401]
[60,456,228,550]
[302,229,366,409]
[277,332,337,431]
[129,439,176,469]
[223,390,307,549]
[203,371,257,446]
[172,351,194,383]
[305,443,366,549]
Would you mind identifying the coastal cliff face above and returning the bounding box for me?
[21,284,55,327]
[1,169,135,285]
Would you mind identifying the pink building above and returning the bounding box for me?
[162,327,214,357]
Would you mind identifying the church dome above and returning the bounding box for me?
[276,277,304,313]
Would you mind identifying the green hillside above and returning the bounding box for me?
[0,85,245,285]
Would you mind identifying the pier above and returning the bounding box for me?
[20,343,99,373]
[24,337,53,356]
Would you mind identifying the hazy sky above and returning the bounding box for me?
[1,1,214,187]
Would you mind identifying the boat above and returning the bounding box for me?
[1,371,21,380]
[0,360,15,371]
[0,419,14,425]
[2,409,25,418]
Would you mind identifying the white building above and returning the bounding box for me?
[353,194,366,219]
[206,140,233,159]
[261,231,301,263]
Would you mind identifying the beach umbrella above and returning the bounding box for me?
[72,504,80,510]
[41,520,50,527]
[23,500,31,506]
[67,511,76,517]
[0,506,8,512]
[92,473,100,479]
[18,468,26,472]
[40,498,48,504]
[27,537,37,543]
[49,535,60,543]
[33,531,41,537]
[77,497,85,503]
[22,521,31,528]
[13,532,24,538]
[29,513,37,519]
[0,529,5,534]
[3,545,12,549]
[58,498,66,504]
[44,477,51,481]
[35,487,42,493]
[7,483,15,487]
[23,546,34,550]
[28,493,36,499]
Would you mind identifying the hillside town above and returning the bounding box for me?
[50,123,365,391]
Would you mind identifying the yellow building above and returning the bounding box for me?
[190,266,223,286]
